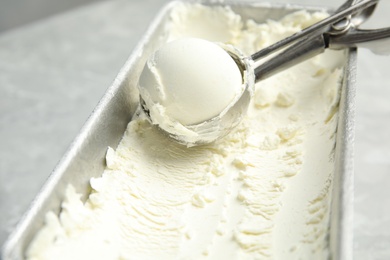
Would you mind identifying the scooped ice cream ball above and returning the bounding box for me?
[138,37,243,126]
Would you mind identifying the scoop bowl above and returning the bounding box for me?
[140,45,255,147]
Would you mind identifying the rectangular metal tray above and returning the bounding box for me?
[1,1,356,259]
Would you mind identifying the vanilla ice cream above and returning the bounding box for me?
[139,37,243,126]
[26,3,346,260]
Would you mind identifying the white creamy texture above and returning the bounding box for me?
[138,37,243,126]
[26,3,346,260]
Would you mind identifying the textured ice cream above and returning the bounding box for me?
[26,3,346,260]
[138,37,243,126]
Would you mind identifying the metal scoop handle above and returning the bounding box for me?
[253,0,388,82]
[251,0,378,62]
[329,27,390,55]
[254,34,327,82]
[254,27,390,81]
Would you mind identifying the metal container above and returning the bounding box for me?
[1,1,356,259]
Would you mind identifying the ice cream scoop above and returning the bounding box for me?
[138,38,254,146]
[138,0,388,146]
[138,38,244,126]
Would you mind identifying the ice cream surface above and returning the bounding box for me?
[138,37,243,126]
[26,3,346,260]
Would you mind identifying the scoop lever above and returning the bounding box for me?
[252,0,382,82]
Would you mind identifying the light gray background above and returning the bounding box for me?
[0,0,389,259]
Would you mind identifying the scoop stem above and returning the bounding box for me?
[250,0,378,62]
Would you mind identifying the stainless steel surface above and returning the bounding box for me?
[1,0,389,259]
[1,2,355,259]
[330,48,357,260]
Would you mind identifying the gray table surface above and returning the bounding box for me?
[1,0,389,259]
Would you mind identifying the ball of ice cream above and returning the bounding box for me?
[138,38,243,126]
